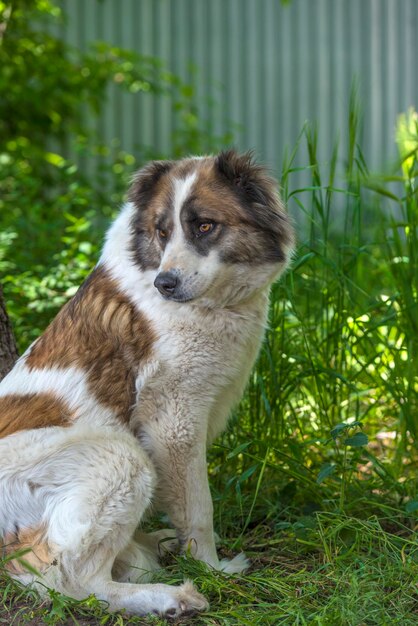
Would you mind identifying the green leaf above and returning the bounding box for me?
[316,463,337,484]
[45,152,66,167]
[238,464,259,483]
[405,500,418,513]
[276,521,292,530]
[330,422,350,439]
[226,442,251,459]
[291,252,316,271]
[343,432,369,447]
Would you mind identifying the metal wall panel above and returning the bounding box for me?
[58,0,418,180]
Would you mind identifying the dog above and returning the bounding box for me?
[0,150,294,617]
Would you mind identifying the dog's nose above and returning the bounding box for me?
[154,271,178,296]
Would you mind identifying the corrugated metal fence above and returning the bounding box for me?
[59,0,418,180]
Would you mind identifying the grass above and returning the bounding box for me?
[1,514,417,625]
[1,101,417,624]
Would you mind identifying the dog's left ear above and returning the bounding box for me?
[215,149,291,237]
[215,149,280,208]
[128,160,174,210]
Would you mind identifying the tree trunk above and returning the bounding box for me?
[0,284,19,381]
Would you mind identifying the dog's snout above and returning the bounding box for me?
[154,271,179,297]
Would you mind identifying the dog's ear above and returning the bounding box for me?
[128,160,173,209]
[215,149,290,235]
[215,149,279,208]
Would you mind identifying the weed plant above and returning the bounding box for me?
[1,102,417,624]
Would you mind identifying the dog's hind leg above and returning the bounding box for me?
[0,426,208,617]
[111,537,160,583]
[112,528,184,585]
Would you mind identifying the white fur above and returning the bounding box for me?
[173,173,197,219]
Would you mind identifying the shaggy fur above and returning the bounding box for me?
[0,150,294,617]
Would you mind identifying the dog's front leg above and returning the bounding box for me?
[153,433,219,567]
[144,421,248,574]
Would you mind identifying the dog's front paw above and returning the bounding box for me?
[163,581,209,618]
[219,552,250,574]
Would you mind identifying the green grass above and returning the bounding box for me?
[1,102,417,624]
[1,513,417,625]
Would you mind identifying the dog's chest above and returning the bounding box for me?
[133,305,266,431]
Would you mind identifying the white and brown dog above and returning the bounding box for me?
[0,150,294,617]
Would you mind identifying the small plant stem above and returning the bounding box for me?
[339,444,348,511]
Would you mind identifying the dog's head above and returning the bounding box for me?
[126,150,294,306]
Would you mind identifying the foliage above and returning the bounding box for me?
[396,106,418,180]
[218,98,418,477]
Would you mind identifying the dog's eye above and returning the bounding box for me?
[157,228,167,240]
[198,222,214,235]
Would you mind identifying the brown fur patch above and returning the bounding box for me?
[25,267,155,424]
[128,159,200,271]
[2,526,54,576]
[130,164,175,270]
[0,393,71,440]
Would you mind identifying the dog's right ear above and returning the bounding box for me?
[128,160,173,209]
